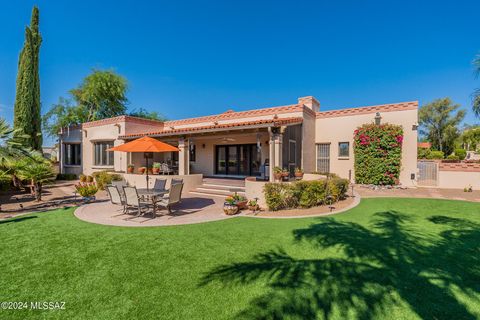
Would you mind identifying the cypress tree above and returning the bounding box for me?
[13,6,42,151]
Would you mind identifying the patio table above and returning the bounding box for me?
[137,189,168,217]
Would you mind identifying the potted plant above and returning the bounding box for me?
[223,196,239,215]
[248,199,259,212]
[232,193,248,209]
[294,167,304,179]
[281,168,290,181]
[75,182,98,202]
[138,166,146,174]
[127,164,134,173]
[152,162,161,175]
[273,167,283,181]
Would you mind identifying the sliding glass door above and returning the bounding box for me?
[215,144,260,176]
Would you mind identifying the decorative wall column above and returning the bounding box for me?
[59,139,65,174]
[178,137,186,175]
[274,131,283,169]
[268,130,275,182]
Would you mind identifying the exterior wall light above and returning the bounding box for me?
[374,112,382,125]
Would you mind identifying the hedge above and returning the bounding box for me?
[354,123,403,185]
[263,178,349,211]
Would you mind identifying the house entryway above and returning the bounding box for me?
[190,177,246,198]
[215,144,261,177]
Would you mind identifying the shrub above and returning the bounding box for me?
[354,123,403,185]
[92,170,123,190]
[263,177,349,211]
[79,174,87,182]
[454,148,467,160]
[446,154,460,160]
[427,150,444,159]
[417,147,431,159]
[56,173,77,180]
[75,182,98,197]
[86,175,94,183]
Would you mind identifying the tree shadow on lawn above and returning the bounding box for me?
[200,211,480,319]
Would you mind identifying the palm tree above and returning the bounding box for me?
[15,155,55,201]
[473,53,480,117]
[0,117,31,166]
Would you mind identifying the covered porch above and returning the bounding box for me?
[119,117,303,183]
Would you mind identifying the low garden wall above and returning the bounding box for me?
[437,163,480,190]
[123,173,203,194]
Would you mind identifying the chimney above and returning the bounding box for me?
[298,96,320,112]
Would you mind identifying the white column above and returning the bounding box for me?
[185,139,190,175]
[269,132,275,182]
[178,137,186,175]
[274,132,283,169]
[60,141,65,174]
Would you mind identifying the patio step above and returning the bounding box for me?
[190,183,246,198]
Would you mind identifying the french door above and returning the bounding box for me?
[215,144,260,176]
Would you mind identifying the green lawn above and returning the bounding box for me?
[0,198,479,319]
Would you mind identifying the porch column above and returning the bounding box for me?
[59,139,65,174]
[178,137,187,175]
[274,132,283,169]
[269,131,275,182]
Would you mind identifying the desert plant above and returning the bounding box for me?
[86,175,93,183]
[79,174,87,182]
[92,170,122,190]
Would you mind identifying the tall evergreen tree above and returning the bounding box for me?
[13,6,42,151]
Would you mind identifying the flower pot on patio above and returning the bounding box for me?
[152,168,160,175]
[127,165,134,174]
[236,200,248,210]
[138,167,146,174]
[248,204,259,212]
[273,173,283,181]
[294,172,304,179]
[223,203,239,215]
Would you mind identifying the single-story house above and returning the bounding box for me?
[58,96,419,189]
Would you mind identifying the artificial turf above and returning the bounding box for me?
[0,198,479,319]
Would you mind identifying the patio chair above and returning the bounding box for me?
[106,185,126,214]
[123,186,153,217]
[156,183,183,214]
[171,178,183,185]
[112,180,127,204]
[153,178,167,191]
[161,163,174,175]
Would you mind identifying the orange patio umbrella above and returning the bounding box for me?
[109,136,180,190]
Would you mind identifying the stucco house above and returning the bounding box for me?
[58,96,419,191]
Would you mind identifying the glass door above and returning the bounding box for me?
[216,146,227,174]
[215,144,261,176]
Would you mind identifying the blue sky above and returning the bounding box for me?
[0,0,479,146]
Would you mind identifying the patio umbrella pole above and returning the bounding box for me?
[145,153,149,191]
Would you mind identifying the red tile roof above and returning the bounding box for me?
[119,117,303,139]
[82,115,164,128]
[417,142,432,149]
[316,101,418,119]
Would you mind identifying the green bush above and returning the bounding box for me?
[92,171,123,190]
[354,123,403,185]
[446,154,460,161]
[427,150,444,159]
[56,173,77,180]
[263,177,349,211]
[417,147,431,159]
[454,148,467,160]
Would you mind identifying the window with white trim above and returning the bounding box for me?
[94,141,114,166]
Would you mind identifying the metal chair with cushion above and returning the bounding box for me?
[112,180,127,204]
[156,183,183,214]
[123,186,153,218]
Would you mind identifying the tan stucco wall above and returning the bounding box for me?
[301,110,316,173]
[82,122,127,175]
[436,171,480,189]
[315,109,418,186]
[123,173,203,193]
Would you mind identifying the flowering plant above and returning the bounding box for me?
[75,182,98,197]
[354,123,403,185]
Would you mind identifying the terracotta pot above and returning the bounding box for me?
[138,167,146,174]
[127,167,134,174]
[152,168,160,175]
[248,205,259,212]
[274,173,283,181]
[295,172,304,179]
[281,172,289,177]
[236,200,248,210]
[223,203,239,215]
